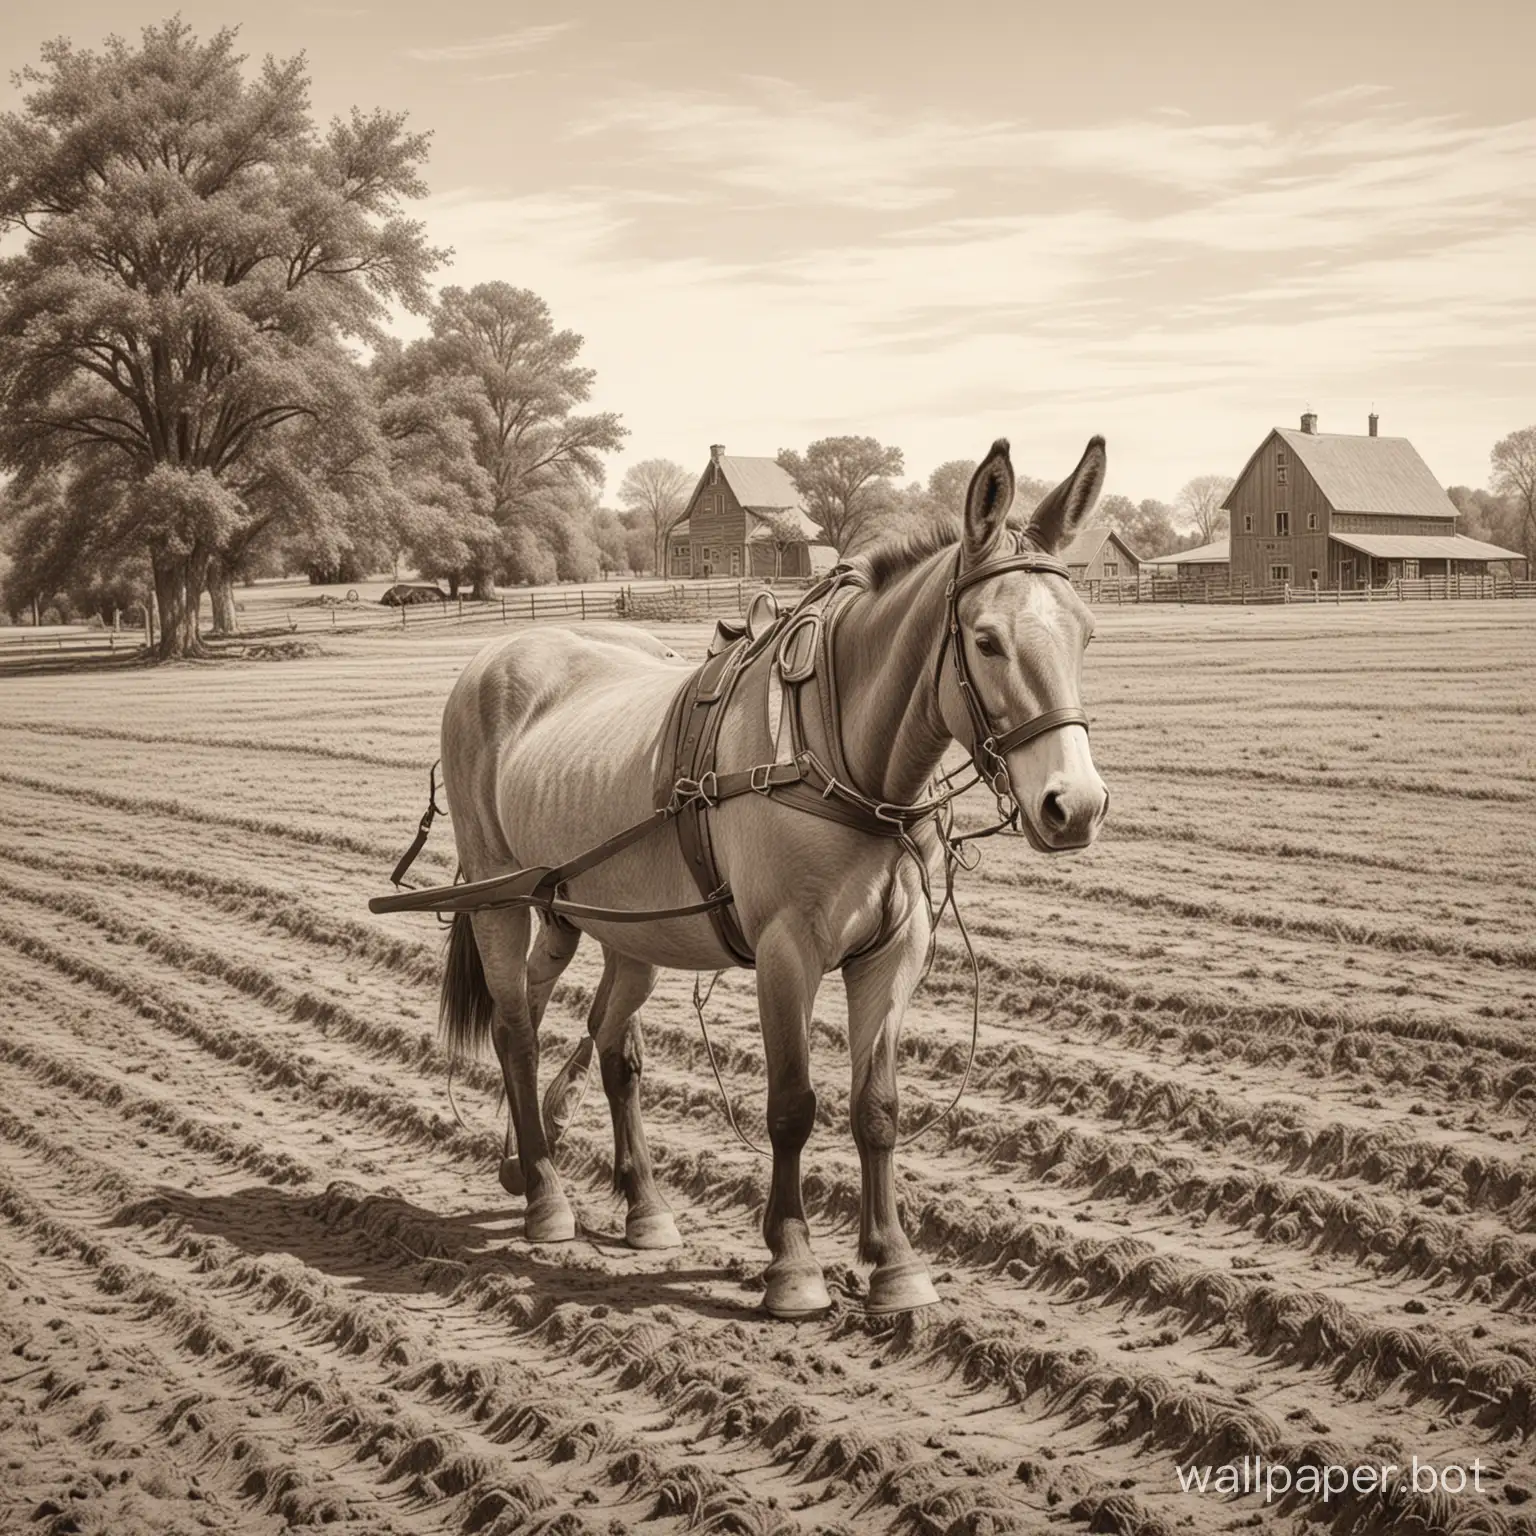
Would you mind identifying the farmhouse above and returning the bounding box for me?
[667,445,833,580]
[1225,413,1527,591]
[1059,526,1145,584]
[1141,539,1231,583]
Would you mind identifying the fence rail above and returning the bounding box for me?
[1079,574,1536,605]
[4,570,1532,660]
[0,578,804,659]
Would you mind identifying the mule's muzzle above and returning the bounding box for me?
[1030,774,1109,852]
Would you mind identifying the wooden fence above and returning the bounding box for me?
[1078,573,1536,606]
[0,578,799,660]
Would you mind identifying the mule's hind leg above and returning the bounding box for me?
[473,905,576,1241]
[497,914,587,1196]
[843,903,939,1314]
[590,949,680,1250]
[755,918,830,1318]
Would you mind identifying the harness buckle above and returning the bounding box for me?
[671,771,719,810]
[749,763,774,795]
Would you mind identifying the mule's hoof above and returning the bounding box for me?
[763,1262,831,1319]
[524,1193,576,1244]
[865,1260,941,1315]
[625,1210,682,1251]
[498,1157,526,1197]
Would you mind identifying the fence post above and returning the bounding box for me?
[458,594,464,621]
[402,603,407,628]
[501,596,506,624]
[331,606,336,628]
[580,589,587,620]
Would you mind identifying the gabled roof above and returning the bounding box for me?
[1330,531,1524,562]
[745,507,821,541]
[1143,539,1230,566]
[1059,525,1145,566]
[669,505,822,545]
[1226,428,1459,521]
[718,455,805,513]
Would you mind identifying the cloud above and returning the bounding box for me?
[430,81,1536,495]
[402,23,572,64]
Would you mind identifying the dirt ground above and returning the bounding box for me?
[1,600,1533,1536]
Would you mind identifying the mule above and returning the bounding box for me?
[437,436,1109,1316]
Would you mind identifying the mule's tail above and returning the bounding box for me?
[440,912,495,1061]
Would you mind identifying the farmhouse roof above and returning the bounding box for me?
[1143,538,1230,566]
[718,455,806,513]
[1227,429,1460,521]
[1059,526,1144,566]
[670,505,822,544]
[1329,531,1525,562]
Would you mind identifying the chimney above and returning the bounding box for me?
[1368,412,1378,437]
[709,443,726,463]
[1300,412,1318,435]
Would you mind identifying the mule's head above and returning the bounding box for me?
[938,436,1109,852]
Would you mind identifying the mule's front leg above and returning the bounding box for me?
[756,921,829,1318]
[843,904,939,1314]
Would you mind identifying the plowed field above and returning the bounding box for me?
[2,602,1533,1536]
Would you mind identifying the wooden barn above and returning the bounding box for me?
[1059,526,1144,585]
[666,445,832,580]
[1225,413,1527,590]
[1141,539,1231,582]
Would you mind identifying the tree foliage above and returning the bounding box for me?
[1489,426,1536,563]
[1174,474,1235,545]
[399,283,625,596]
[776,436,903,554]
[0,20,444,654]
[617,457,690,576]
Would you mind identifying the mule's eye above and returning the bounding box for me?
[973,632,1000,657]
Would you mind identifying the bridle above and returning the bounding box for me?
[933,532,1091,813]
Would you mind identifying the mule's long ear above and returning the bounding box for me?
[1026,436,1107,553]
[963,438,1015,560]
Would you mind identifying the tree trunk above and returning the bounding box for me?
[207,557,238,634]
[447,572,461,600]
[470,566,497,602]
[152,548,210,660]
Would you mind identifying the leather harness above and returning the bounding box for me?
[370,538,1089,965]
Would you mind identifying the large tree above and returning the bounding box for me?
[1490,427,1536,564]
[1175,474,1235,545]
[0,21,443,656]
[403,283,625,598]
[617,458,691,577]
[777,436,904,554]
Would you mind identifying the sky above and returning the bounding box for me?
[3,0,1534,510]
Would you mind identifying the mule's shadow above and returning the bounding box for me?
[116,1181,759,1321]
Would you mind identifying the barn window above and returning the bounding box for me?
[1309,569,1319,587]
[1275,510,1290,536]
[1276,447,1287,466]
[1307,511,1318,530]
[1103,560,1118,578]
[1243,513,1253,533]
[1404,559,1419,579]
[1277,467,1287,485]
[1269,563,1292,585]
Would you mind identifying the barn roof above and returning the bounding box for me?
[745,507,821,541]
[1234,430,1459,521]
[1143,539,1230,566]
[1330,531,1525,562]
[1059,526,1144,566]
[719,456,805,512]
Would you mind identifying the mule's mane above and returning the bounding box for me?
[857,519,961,591]
[857,515,1034,591]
